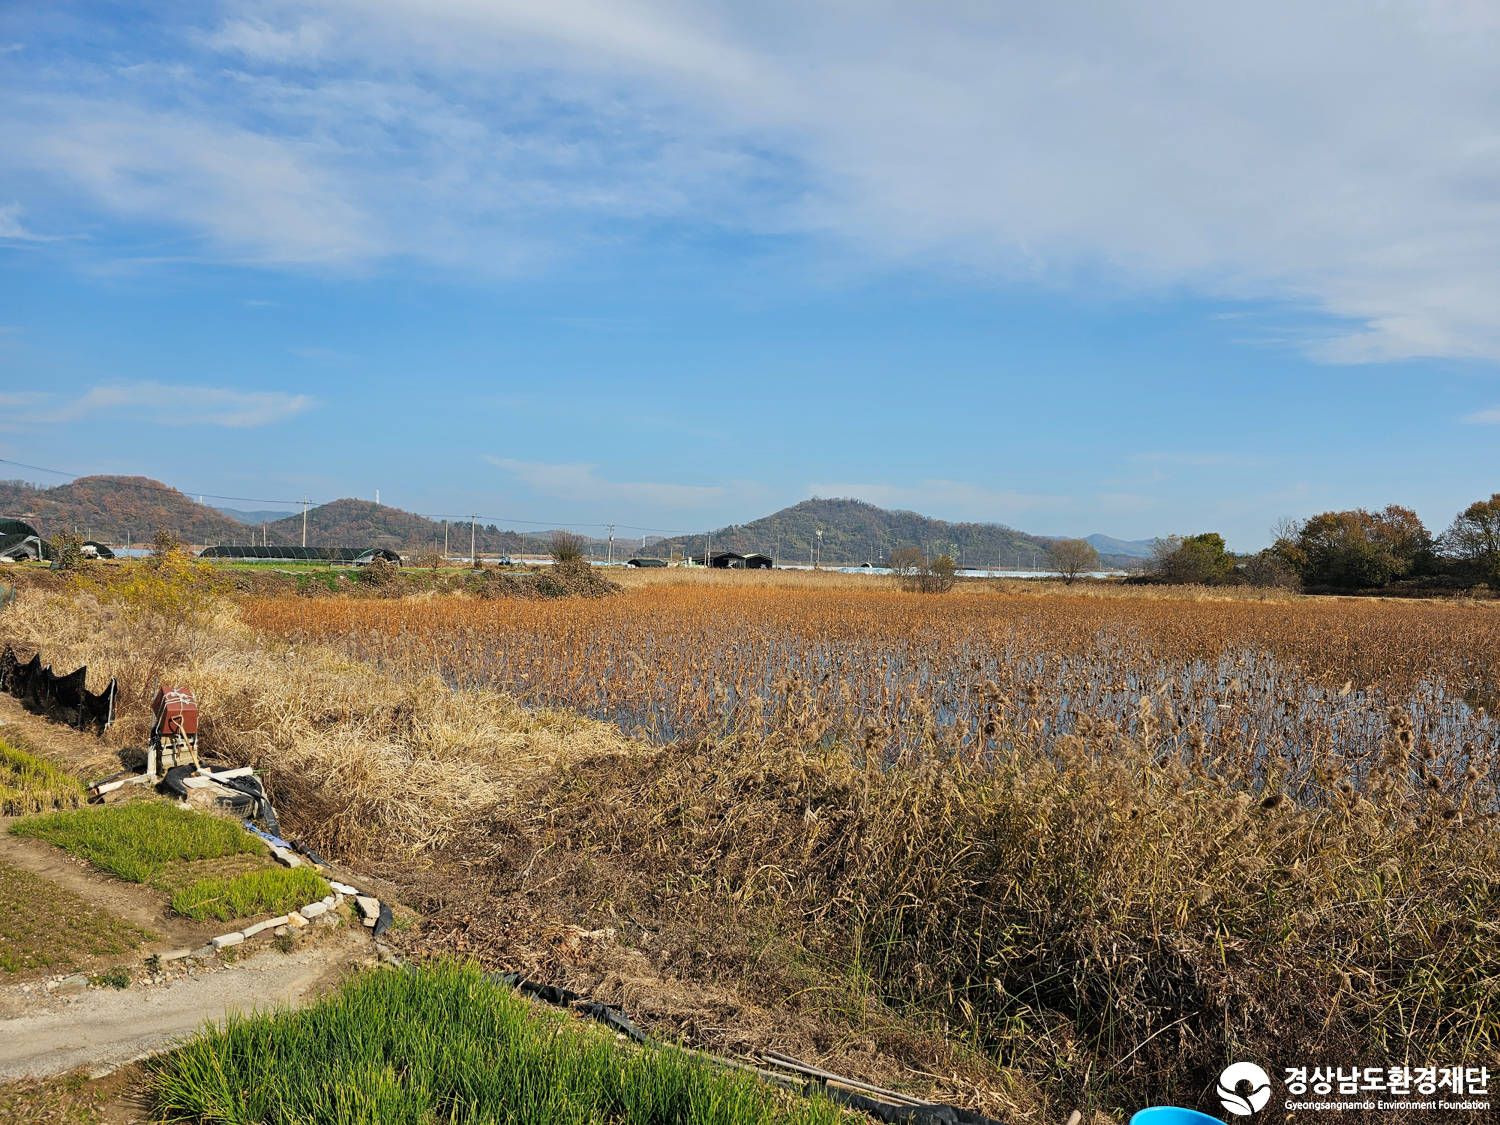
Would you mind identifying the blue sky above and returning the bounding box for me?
[3,1,1499,550]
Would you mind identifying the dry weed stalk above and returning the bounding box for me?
[0,588,630,860]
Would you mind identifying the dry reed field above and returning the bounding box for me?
[6,570,1500,1121]
[238,579,1500,1121]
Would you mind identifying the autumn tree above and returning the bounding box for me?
[1148,533,1235,585]
[1273,506,1433,589]
[1046,538,1099,584]
[1441,493,1500,586]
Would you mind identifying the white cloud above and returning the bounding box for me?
[0,203,60,241]
[8,2,1500,357]
[806,480,1068,522]
[1463,406,1500,424]
[484,456,733,508]
[27,382,314,427]
[0,391,49,406]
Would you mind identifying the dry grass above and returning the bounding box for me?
[610,564,1312,601]
[5,574,1500,1122]
[0,590,631,863]
[243,581,1500,1120]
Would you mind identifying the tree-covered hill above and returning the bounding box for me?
[0,476,245,545]
[655,497,1061,568]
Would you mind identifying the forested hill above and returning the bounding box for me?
[258,498,536,555]
[0,478,535,554]
[657,497,1060,568]
[0,476,245,545]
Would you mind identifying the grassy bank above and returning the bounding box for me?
[170,867,329,922]
[148,960,846,1125]
[11,802,264,883]
[0,736,86,816]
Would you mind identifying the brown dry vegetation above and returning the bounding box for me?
[2,569,1499,1123]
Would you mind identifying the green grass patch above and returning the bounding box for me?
[9,802,264,883]
[148,960,845,1125]
[0,857,154,973]
[170,867,330,922]
[0,736,86,816]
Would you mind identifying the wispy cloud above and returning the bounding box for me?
[7,3,1500,358]
[485,457,733,508]
[26,382,314,427]
[0,203,63,242]
[0,391,50,407]
[1463,406,1500,424]
[805,480,1068,520]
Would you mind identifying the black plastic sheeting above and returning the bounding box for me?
[0,644,116,731]
[479,970,1005,1125]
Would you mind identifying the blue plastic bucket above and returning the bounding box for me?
[1129,1109,1227,1125]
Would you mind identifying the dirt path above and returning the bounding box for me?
[0,693,392,1090]
[0,933,366,1080]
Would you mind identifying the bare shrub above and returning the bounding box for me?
[1046,538,1099,584]
[1243,549,1301,590]
[550,531,587,563]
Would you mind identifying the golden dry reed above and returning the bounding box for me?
[243,585,1500,1116]
[243,586,1500,791]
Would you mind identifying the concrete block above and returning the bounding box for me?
[300,901,328,919]
[158,948,192,962]
[211,932,245,949]
[240,917,287,937]
[355,896,381,926]
[269,847,302,868]
[57,974,89,996]
[329,881,359,895]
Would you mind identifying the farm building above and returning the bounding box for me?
[689,551,774,569]
[0,519,46,562]
[197,545,402,565]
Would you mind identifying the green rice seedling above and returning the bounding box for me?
[171,867,330,922]
[149,959,846,1125]
[10,802,264,883]
[0,737,86,815]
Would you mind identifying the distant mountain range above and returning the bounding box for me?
[0,477,1153,566]
[1085,533,1155,559]
[657,497,1148,569]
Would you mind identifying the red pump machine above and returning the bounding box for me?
[148,685,201,777]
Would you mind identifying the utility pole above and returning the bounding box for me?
[815,529,822,569]
[443,519,448,559]
[471,513,477,568]
[607,523,614,565]
[302,496,308,547]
